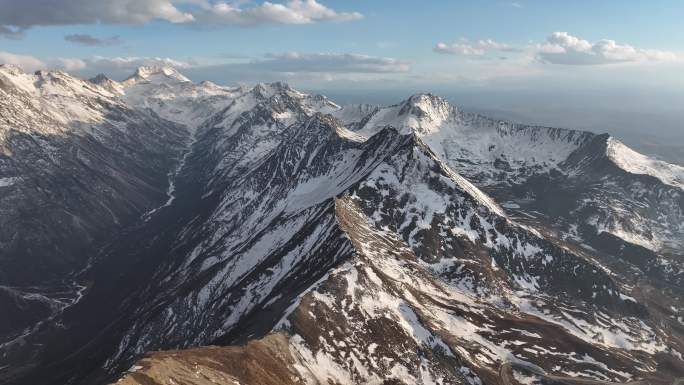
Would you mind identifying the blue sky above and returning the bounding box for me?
[3,1,683,56]
[1,0,682,161]
[1,0,682,88]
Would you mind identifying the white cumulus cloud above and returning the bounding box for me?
[200,0,362,26]
[0,51,46,72]
[0,0,361,38]
[538,32,678,65]
[0,0,194,38]
[55,58,87,71]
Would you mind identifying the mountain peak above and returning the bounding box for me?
[127,65,190,83]
[406,92,442,103]
[89,73,111,84]
[89,73,125,95]
[198,80,220,89]
[33,69,76,81]
[386,92,456,136]
[401,93,455,117]
[0,63,26,76]
[606,136,684,190]
[252,81,295,98]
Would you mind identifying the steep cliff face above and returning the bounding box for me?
[0,66,682,385]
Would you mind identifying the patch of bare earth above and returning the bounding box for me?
[112,333,303,385]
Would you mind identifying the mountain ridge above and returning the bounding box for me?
[0,65,682,385]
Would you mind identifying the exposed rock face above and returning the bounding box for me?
[0,66,681,385]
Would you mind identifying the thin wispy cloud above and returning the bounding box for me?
[215,52,251,60]
[376,41,398,49]
[434,41,485,56]
[256,52,409,73]
[434,39,521,56]
[0,50,407,85]
[64,34,122,47]
[0,25,22,39]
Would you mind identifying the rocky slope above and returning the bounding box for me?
[0,66,681,385]
[0,64,188,343]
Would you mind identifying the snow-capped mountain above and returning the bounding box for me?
[0,66,682,385]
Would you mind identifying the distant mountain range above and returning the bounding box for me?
[0,64,682,385]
